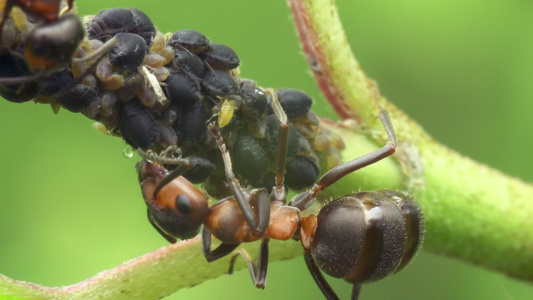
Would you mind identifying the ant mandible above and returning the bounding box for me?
[137,89,424,299]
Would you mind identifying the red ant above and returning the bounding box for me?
[137,90,424,299]
[0,0,115,85]
[0,1,117,101]
[0,0,77,72]
[0,0,74,29]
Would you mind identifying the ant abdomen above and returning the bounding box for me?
[308,190,424,285]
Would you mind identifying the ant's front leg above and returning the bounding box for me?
[137,149,214,197]
[264,88,290,203]
[208,122,270,236]
[290,109,397,210]
[147,211,177,243]
[201,227,239,262]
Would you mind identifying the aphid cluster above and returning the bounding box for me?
[1,2,424,299]
[0,1,344,197]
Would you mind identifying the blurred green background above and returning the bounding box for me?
[1,0,532,299]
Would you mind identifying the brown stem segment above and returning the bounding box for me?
[287,0,375,122]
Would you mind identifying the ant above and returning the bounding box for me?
[0,0,76,72]
[0,8,118,102]
[0,0,115,89]
[0,0,74,32]
[137,89,424,299]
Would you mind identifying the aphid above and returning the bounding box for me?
[115,72,143,102]
[199,43,240,70]
[168,29,210,53]
[218,98,234,127]
[239,85,268,120]
[95,56,124,90]
[37,69,73,96]
[230,130,269,187]
[173,101,208,143]
[284,155,319,190]
[201,69,238,98]
[277,88,313,118]
[108,32,147,71]
[120,99,158,150]
[56,83,97,113]
[172,48,206,78]
[163,72,201,107]
[88,8,156,47]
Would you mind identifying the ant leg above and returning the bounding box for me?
[351,285,362,300]
[72,36,119,64]
[264,88,289,202]
[147,210,177,244]
[290,109,397,210]
[208,122,270,236]
[228,238,270,289]
[57,36,118,90]
[138,149,213,198]
[201,227,239,262]
[60,0,75,15]
[0,37,119,85]
[303,249,340,300]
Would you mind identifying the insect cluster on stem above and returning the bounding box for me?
[0,1,424,299]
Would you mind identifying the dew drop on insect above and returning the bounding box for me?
[123,147,134,158]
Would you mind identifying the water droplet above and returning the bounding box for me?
[123,147,134,158]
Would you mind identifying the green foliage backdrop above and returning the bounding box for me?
[0,1,531,299]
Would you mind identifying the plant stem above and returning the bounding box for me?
[288,0,533,282]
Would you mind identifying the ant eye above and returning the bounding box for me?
[175,194,192,214]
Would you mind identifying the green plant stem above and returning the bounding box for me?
[288,0,533,282]
[1,0,533,299]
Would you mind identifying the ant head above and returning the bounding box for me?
[23,13,84,73]
[138,159,209,241]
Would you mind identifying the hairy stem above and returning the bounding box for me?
[288,0,533,282]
